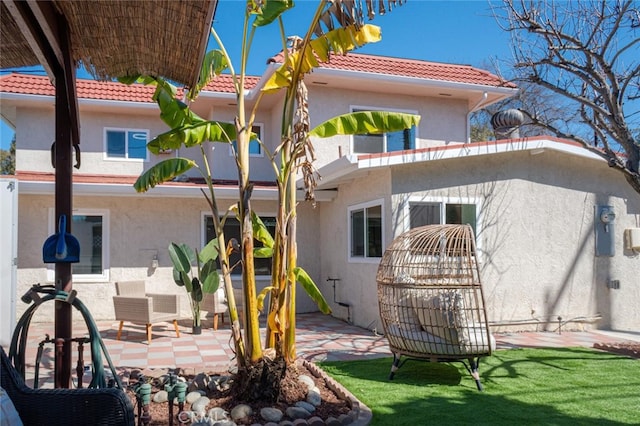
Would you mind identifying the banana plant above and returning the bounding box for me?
[168,240,220,332]
[130,0,415,393]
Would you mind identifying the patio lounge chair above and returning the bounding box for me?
[113,281,180,343]
[1,346,135,426]
[377,224,495,391]
[203,287,228,330]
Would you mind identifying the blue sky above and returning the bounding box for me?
[1,0,512,150]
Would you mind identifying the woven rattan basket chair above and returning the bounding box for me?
[377,224,495,390]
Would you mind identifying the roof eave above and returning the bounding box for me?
[313,138,604,190]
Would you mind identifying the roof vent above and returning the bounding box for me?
[491,109,524,139]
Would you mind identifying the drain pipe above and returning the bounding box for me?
[466,91,488,143]
[327,277,351,323]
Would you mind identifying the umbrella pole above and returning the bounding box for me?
[53,16,77,389]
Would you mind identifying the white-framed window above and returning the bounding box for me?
[405,196,480,240]
[351,106,417,154]
[229,124,264,157]
[348,199,384,262]
[47,209,110,282]
[202,212,275,276]
[104,128,149,160]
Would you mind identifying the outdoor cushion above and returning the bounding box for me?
[411,291,469,344]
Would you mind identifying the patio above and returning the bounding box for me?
[16,312,640,388]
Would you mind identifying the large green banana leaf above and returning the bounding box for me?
[309,111,421,138]
[252,0,294,27]
[134,158,197,193]
[294,267,331,314]
[187,49,229,100]
[147,121,239,154]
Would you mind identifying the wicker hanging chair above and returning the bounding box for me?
[377,224,495,390]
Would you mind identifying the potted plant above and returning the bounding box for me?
[168,240,220,334]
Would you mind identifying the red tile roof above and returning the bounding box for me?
[0,73,259,101]
[274,52,516,88]
[1,53,514,101]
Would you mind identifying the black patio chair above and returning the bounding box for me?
[1,345,134,426]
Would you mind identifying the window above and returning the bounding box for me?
[349,200,384,260]
[351,107,416,154]
[230,124,263,157]
[105,128,148,160]
[204,214,275,276]
[47,209,110,282]
[409,201,477,236]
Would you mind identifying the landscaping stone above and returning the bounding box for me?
[260,407,283,422]
[191,396,211,414]
[186,390,205,404]
[230,404,252,422]
[298,374,315,391]
[307,416,325,426]
[294,401,316,413]
[338,413,353,425]
[286,406,311,419]
[306,387,322,406]
[208,407,229,421]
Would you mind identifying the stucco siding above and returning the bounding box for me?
[318,168,392,331]
[15,193,321,323]
[389,150,639,332]
[15,107,54,172]
[307,86,468,168]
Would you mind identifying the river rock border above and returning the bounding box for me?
[301,359,372,426]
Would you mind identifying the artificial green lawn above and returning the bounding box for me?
[319,348,640,425]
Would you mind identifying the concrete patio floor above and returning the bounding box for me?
[13,312,640,388]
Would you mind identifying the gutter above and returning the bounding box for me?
[311,67,518,96]
[314,137,605,190]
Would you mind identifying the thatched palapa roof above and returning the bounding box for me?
[1,0,217,88]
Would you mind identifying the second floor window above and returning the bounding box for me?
[105,128,148,160]
[351,108,416,154]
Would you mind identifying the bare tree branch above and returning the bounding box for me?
[497,0,640,195]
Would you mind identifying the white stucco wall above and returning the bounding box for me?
[315,149,639,333]
[15,194,321,325]
[307,86,469,168]
[317,168,393,331]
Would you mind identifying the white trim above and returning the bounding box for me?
[350,105,419,155]
[403,195,483,255]
[46,208,110,283]
[316,68,518,97]
[103,127,149,162]
[313,138,606,191]
[347,198,385,264]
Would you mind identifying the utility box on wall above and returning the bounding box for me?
[595,205,616,257]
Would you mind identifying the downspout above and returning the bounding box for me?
[466,91,488,143]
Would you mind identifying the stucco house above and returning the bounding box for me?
[1,52,638,338]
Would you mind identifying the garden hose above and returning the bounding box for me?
[8,284,123,389]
